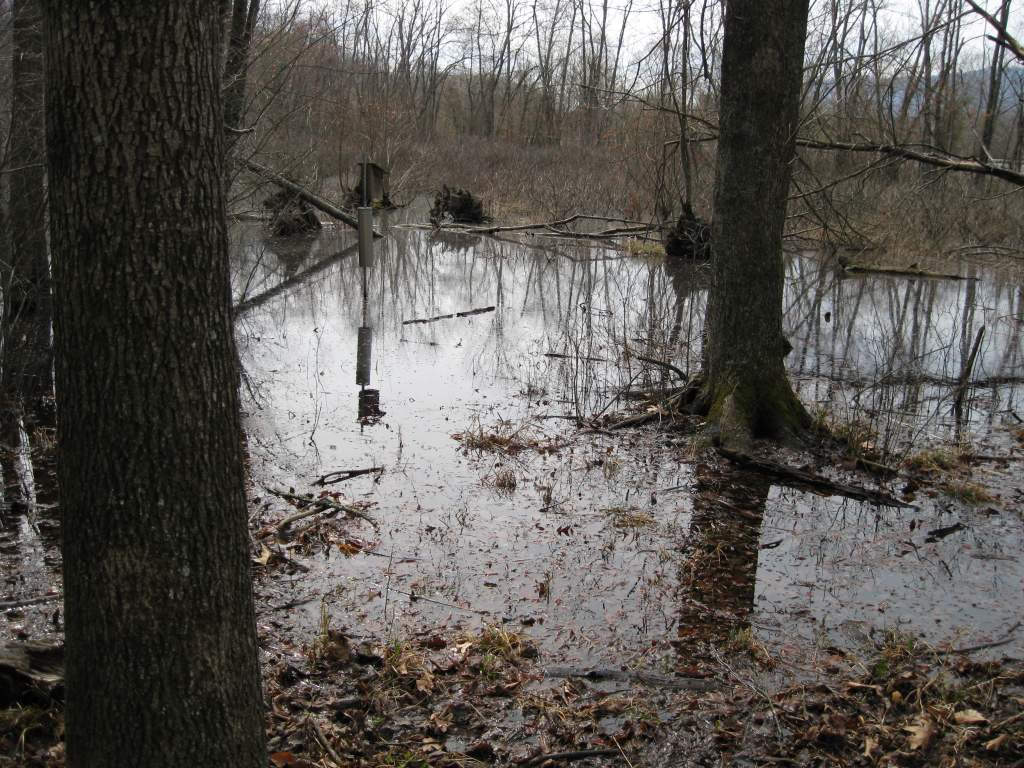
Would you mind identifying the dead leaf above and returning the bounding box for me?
[416,670,435,694]
[254,544,273,566]
[985,733,1007,751]
[429,710,452,734]
[337,540,361,556]
[904,716,936,751]
[953,709,988,726]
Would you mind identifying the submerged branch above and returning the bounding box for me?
[266,487,379,533]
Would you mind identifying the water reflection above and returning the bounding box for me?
[675,468,769,657]
[230,217,1024,668]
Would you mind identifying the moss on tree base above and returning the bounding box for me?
[690,372,810,451]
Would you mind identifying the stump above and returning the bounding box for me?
[664,203,710,260]
[263,190,322,236]
[345,179,395,209]
[429,185,486,225]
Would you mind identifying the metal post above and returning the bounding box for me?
[357,207,374,267]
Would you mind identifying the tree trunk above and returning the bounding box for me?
[3,0,52,414]
[697,0,811,448]
[979,0,1012,157]
[43,3,266,766]
[223,0,261,137]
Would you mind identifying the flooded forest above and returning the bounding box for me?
[2,1,1024,767]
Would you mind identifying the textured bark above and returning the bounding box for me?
[43,3,266,766]
[3,0,52,409]
[699,0,811,448]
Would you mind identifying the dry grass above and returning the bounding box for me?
[603,505,656,530]
[453,416,563,455]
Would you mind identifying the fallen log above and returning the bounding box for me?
[717,448,914,508]
[1,642,63,706]
[239,158,382,237]
[402,306,495,325]
[841,262,978,281]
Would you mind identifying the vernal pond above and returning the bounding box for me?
[233,211,1024,676]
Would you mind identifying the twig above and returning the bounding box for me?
[634,355,688,383]
[935,621,1021,656]
[516,748,621,767]
[308,718,345,767]
[314,466,384,486]
[267,487,379,532]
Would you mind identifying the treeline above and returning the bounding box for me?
[231,0,1022,217]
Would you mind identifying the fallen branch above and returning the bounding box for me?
[0,594,60,611]
[517,748,621,767]
[717,448,914,508]
[607,388,689,430]
[266,487,379,532]
[935,621,1022,656]
[842,262,978,281]
[545,352,608,363]
[238,157,382,236]
[309,718,346,767]
[402,306,495,325]
[464,212,653,237]
[314,466,384,486]
[795,137,1024,187]
[542,665,716,691]
[635,354,688,383]
[954,326,986,414]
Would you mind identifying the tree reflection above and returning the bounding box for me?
[675,467,771,658]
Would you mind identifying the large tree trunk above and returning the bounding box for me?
[697,0,811,448]
[3,0,52,415]
[43,3,266,766]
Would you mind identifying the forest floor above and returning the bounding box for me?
[3,213,1024,766]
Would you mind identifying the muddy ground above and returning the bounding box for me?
[3,205,1023,766]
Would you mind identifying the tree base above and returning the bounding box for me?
[683,372,810,451]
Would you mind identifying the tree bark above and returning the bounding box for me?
[43,2,266,766]
[697,0,811,448]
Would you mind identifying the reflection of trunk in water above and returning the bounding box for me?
[665,259,710,368]
[675,469,770,658]
[356,265,383,425]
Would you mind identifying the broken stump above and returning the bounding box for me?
[430,186,487,226]
[664,204,710,260]
[263,189,322,236]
